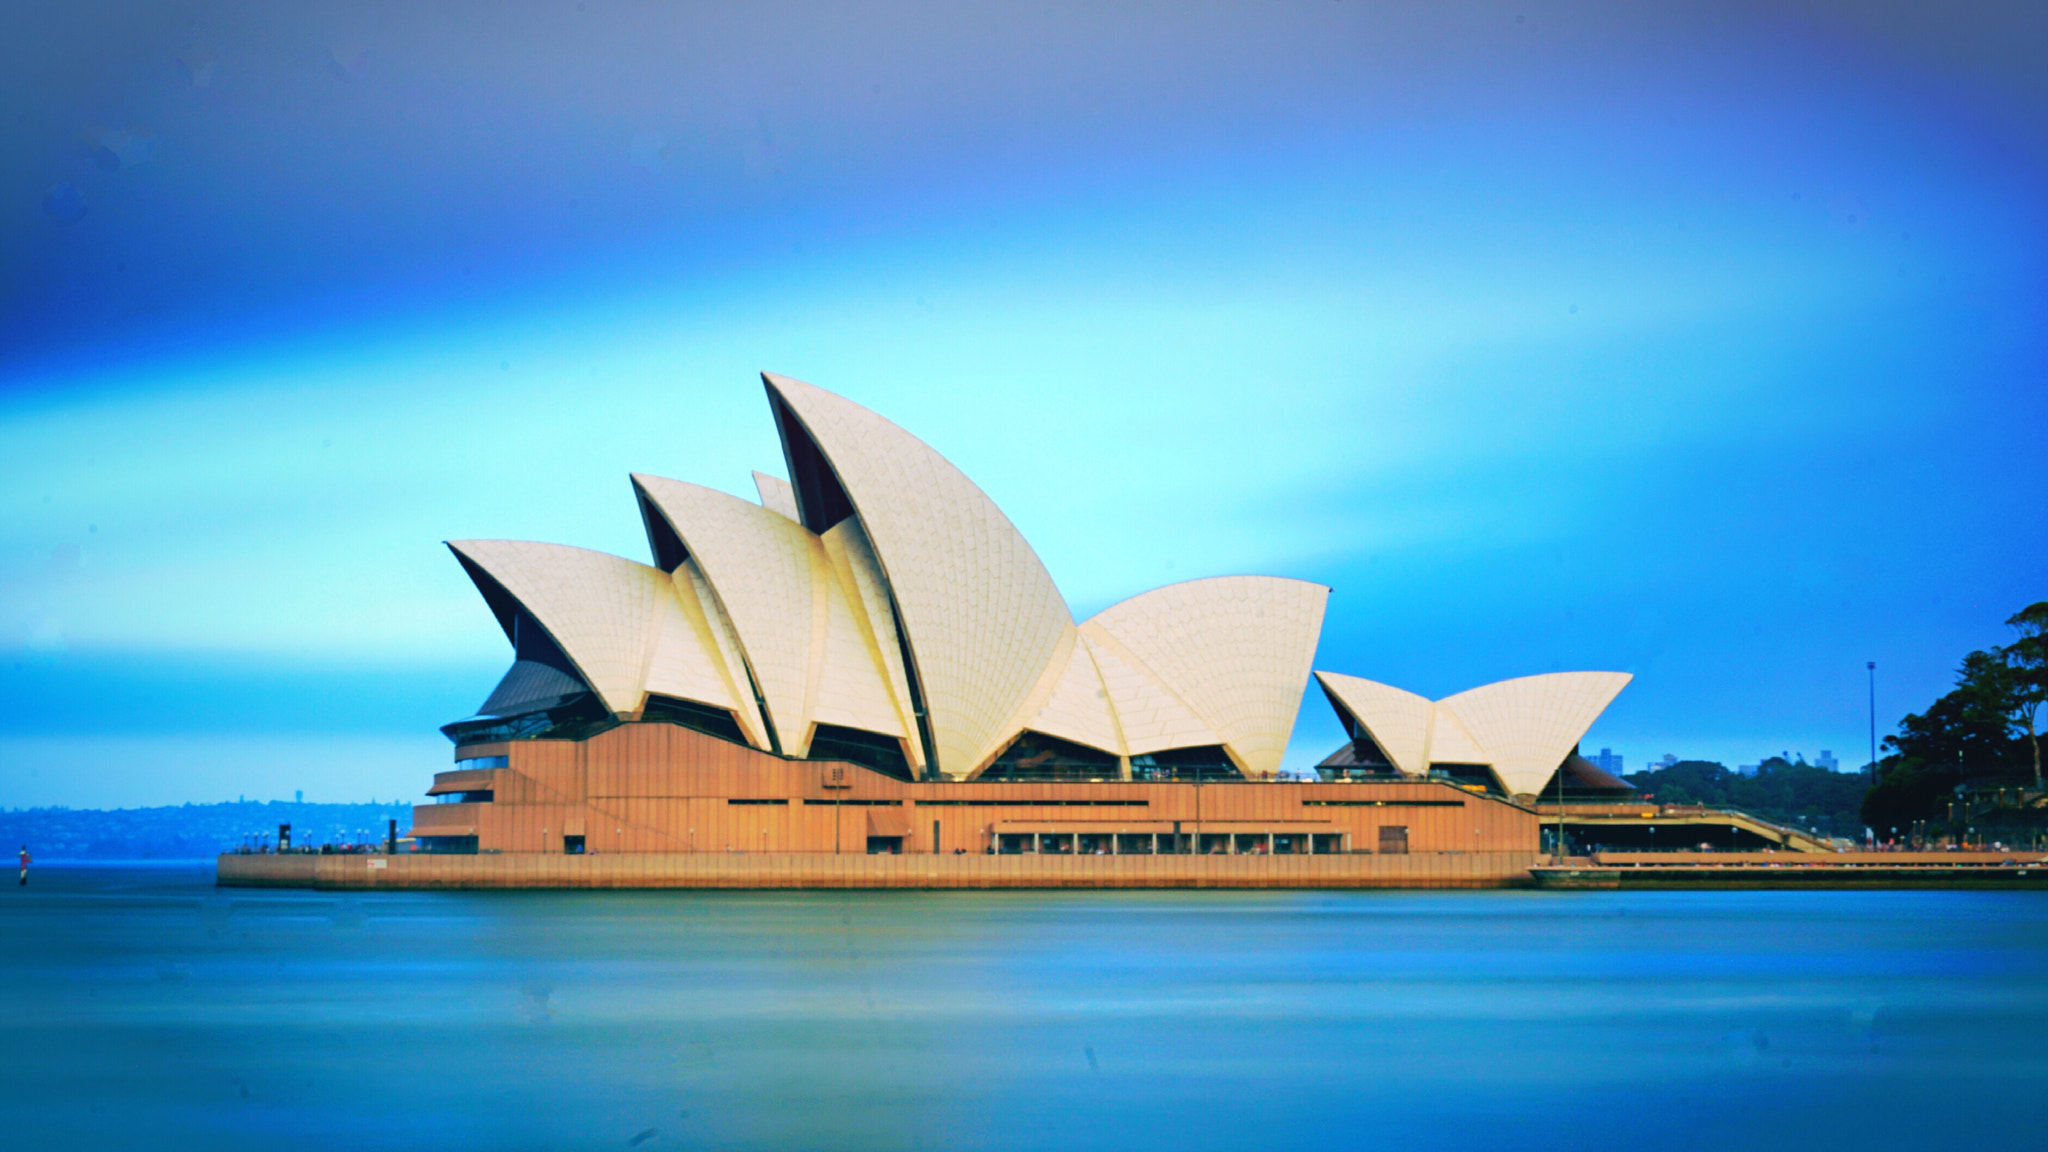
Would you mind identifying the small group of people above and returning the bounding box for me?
[17,845,28,886]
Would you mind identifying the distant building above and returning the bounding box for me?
[1736,764,1758,777]
[1816,750,1839,771]
[1593,748,1624,774]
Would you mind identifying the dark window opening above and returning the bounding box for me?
[865,836,902,855]
[441,691,617,746]
[1315,733,1407,781]
[417,835,479,855]
[1378,826,1410,855]
[563,835,585,855]
[770,389,858,534]
[727,798,789,806]
[1130,745,1243,782]
[808,724,916,782]
[634,480,690,573]
[433,790,494,804]
[980,732,1120,782]
[918,799,1148,807]
[642,695,750,746]
[1304,799,1466,808]
[1428,763,1506,796]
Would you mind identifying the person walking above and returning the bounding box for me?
[17,845,29,886]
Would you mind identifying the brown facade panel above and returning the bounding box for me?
[409,722,1540,861]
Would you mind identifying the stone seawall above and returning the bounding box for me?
[216,850,1539,890]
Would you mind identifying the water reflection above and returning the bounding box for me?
[2,863,2045,1150]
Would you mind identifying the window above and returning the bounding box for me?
[919,799,1147,807]
[979,732,1119,782]
[440,692,617,745]
[563,835,585,855]
[1304,799,1464,808]
[808,724,915,782]
[417,835,479,855]
[434,790,494,804]
[456,755,508,771]
[1427,763,1504,795]
[1378,826,1410,855]
[1130,746,1242,782]
[642,695,750,746]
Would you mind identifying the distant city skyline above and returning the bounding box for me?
[4,3,2045,806]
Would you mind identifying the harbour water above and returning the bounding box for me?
[4,862,2045,1150]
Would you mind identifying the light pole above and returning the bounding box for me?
[1867,661,1878,783]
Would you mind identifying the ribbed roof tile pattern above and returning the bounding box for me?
[642,571,753,728]
[1019,633,1124,756]
[674,559,769,749]
[1439,672,1633,796]
[1086,577,1329,777]
[753,471,799,521]
[634,476,821,752]
[809,536,909,748]
[1314,668,1632,796]
[449,374,1356,777]
[447,540,665,715]
[764,373,1074,777]
[1312,672,1432,775]
[1076,627,1220,756]
[820,518,923,768]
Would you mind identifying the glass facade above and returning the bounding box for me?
[1130,745,1243,782]
[1427,763,1506,795]
[416,835,479,854]
[979,731,1120,782]
[455,756,508,771]
[440,692,617,746]
[433,791,494,804]
[641,695,750,745]
[807,724,915,782]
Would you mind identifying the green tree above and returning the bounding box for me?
[1858,644,2030,832]
[2004,602,2048,788]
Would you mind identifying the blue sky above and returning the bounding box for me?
[4,2,2045,806]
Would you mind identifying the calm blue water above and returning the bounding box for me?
[3,863,2045,1151]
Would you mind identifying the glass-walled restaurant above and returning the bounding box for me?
[992,826,1358,855]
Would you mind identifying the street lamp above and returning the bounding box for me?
[1867,661,1878,783]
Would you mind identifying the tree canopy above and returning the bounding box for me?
[1859,601,2047,835]
[1626,757,1867,839]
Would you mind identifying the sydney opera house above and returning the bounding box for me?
[402,373,1632,873]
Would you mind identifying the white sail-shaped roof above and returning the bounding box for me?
[1015,632,1125,758]
[635,474,906,758]
[673,558,770,749]
[1439,672,1633,796]
[763,372,1075,778]
[1313,672,1432,775]
[1076,626,1220,757]
[634,476,819,752]
[447,373,1346,778]
[1314,668,1632,796]
[753,471,800,521]
[447,539,749,730]
[819,518,922,767]
[1086,577,1329,778]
